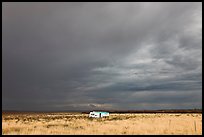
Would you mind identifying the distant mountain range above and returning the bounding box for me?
[2,109,202,114]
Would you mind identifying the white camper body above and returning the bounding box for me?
[89,111,109,118]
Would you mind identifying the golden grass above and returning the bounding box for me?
[2,113,202,135]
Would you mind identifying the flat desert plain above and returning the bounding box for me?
[2,113,202,135]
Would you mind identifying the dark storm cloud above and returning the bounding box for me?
[2,2,202,111]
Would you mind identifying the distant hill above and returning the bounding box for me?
[81,109,202,114]
[2,109,202,114]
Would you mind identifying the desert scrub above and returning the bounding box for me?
[2,113,202,135]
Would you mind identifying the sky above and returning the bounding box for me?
[2,2,202,111]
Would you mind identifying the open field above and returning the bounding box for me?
[2,112,202,135]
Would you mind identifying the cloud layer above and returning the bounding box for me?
[2,2,202,111]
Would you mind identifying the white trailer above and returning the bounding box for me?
[89,111,109,118]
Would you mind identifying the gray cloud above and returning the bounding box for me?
[2,2,202,111]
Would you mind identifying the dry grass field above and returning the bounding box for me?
[2,112,202,135]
